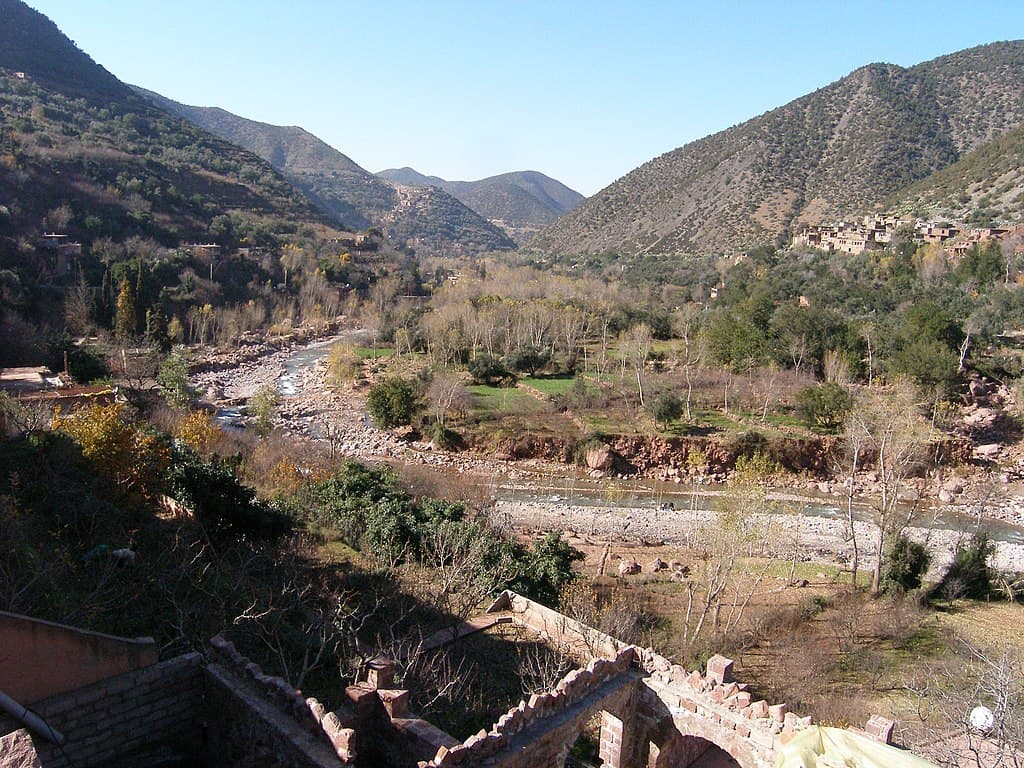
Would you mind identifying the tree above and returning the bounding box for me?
[796,382,852,432]
[648,392,683,429]
[426,372,470,429]
[249,385,280,436]
[52,402,169,499]
[881,535,930,594]
[114,279,136,341]
[366,377,419,429]
[157,352,192,407]
[842,382,930,595]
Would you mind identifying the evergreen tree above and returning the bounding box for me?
[114,279,136,341]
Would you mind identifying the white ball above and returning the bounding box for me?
[969,705,995,733]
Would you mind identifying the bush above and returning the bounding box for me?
[882,536,931,594]
[648,393,683,428]
[164,448,289,539]
[934,532,994,601]
[366,377,419,428]
[467,355,513,386]
[795,382,852,432]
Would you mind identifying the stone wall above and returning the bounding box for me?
[1,652,203,768]
[0,610,158,703]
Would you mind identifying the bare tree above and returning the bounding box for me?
[426,372,470,430]
[843,381,930,594]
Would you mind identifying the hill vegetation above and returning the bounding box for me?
[891,121,1024,226]
[530,41,1024,259]
[377,168,584,244]
[0,0,406,365]
[135,90,517,256]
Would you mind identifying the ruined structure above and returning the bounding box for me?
[1,595,902,768]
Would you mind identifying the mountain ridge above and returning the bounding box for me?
[134,89,516,255]
[529,41,1024,259]
[376,167,584,244]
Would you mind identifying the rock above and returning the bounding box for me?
[648,557,668,572]
[618,559,641,576]
[975,444,1001,460]
[586,445,615,470]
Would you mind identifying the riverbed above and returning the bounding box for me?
[192,335,1024,574]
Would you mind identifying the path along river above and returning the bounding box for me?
[196,336,1024,575]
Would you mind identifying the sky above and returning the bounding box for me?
[23,1,1024,196]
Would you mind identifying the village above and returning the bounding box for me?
[791,213,1020,257]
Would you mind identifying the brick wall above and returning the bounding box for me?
[5,653,203,768]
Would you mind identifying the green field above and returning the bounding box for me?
[355,346,394,359]
[467,384,545,415]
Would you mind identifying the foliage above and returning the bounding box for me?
[366,377,419,429]
[52,402,168,498]
[173,409,219,455]
[164,447,289,539]
[467,355,513,386]
[934,532,994,600]
[248,385,280,436]
[795,383,853,432]
[881,535,931,594]
[157,351,192,407]
[648,392,683,428]
[515,531,584,606]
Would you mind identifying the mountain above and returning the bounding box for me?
[134,90,516,255]
[529,41,1024,259]
[890,122,1024,227]
[376,168,584,244]
[0,0,329,249]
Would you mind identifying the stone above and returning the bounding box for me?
[768,703,788,722]
[648,557,669,572]
[706,654,734,685]
[865,714,895,744]
[0,729,41,768]
[367,657,395,689]
[377,688,409,718]
[618,559,641,576]
[586,445,616,470]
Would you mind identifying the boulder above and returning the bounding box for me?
[618,559,641,576]
[586,445,616,470]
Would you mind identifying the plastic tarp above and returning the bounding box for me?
[773,726,939,768]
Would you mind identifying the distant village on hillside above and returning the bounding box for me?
[792,214,1022,257]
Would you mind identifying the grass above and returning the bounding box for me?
[519,375,584,396]
[355,346,394,359]
[467,384,544,415]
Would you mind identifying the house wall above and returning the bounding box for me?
[0,610,158,703]
[1,653,203,768]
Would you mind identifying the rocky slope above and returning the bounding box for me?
[135,89,516,255]
[529,41,1024,259]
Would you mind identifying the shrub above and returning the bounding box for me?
[648,393,683,428]
[795,382,852,432]
[882,536,931,594]
[934,533,994,600]
[366,377,419,428]
[467,355,513,386]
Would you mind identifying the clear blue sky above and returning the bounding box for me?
[23,1,1024,195]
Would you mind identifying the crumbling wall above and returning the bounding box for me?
[0,610,158,703]
[0,652,203,768]
[206,635,353,766]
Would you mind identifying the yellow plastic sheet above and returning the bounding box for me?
[773,726,939,768]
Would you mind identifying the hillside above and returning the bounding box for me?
[377,167,584,244]
[890,122,1024,226]
[0,0,329,250]
[135,90,516,255]
[529,41,1024,259]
